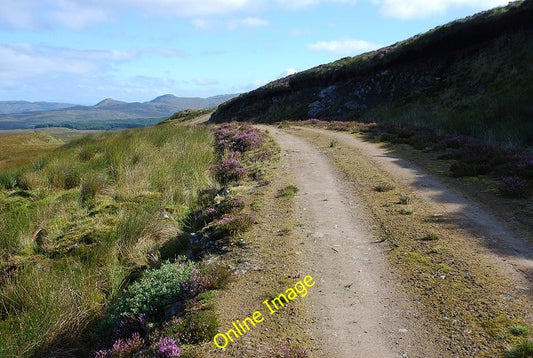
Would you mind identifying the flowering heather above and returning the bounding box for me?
[214,123,238,149]
[217,198,245,214]
[216,151,247,183]
[214,123,264,153]
[93,332,144,358]
[193,206,218,226]
[180,268,206,299]
[232,127,263,152]
[214,213,254,235]
[153,337,183,358]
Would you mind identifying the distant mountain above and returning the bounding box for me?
[0,94,238,130]
[0,101,76,114]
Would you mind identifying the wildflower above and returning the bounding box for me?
[153,337,183,358]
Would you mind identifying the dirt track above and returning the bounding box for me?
[264,125,533,357]
[268,127,437,357]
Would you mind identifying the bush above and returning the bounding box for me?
[169,309,218,344]
[214,123,264,153]
[152,337,183,358]
[499,176,530,198]
[213,213,254,236]
[450,161,489,177]
[216,151,247,184]
[94,332,144,358]
[109,260,195,321]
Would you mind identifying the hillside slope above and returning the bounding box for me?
[0,94,237,130]
[211,0,533,147]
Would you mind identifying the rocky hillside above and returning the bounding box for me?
[211,0,533,147]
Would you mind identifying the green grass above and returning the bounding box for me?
[0,123,216,357]
[277,184,299,197]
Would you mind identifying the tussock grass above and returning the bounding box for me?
[0,123,216,356]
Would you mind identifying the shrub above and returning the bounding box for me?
[232,127,263,152]
[94,332,144,358]
[153,337,183,358]
[199,264,232,290]
[214,123,264,153]
[109,260,195,321]
[499,176,530,198]
[216,151,247,184]
[450,161,488,177]
[213,213,254,236]
[169,309,219,344]
[217,198,245,215]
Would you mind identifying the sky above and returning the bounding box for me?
[0,0,510,105]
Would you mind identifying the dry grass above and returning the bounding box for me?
[0,123,216,357]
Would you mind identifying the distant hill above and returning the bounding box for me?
[0,101,76,114]
[211,0,533,148]
[0,94,237,130]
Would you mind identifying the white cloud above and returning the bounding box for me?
[193,77,219,86]
[276,0,357,9]
[0,0,364,30]
[47,1,108,30]
[121,0,253,17]
[278,68,299,78]
[194,16,268,30]
[240,17,269,27]
[0,0,257,30]
[0,43,137,80]
[373,0,509,19]
[290,27,312,36]
[308,38,380,55]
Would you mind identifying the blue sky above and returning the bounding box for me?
[0,0,509,105]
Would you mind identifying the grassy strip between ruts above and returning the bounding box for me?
[288,126,533,358]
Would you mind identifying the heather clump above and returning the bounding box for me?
[214,122,264,153]
[93,333,144,358]
[216,150,247,184]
